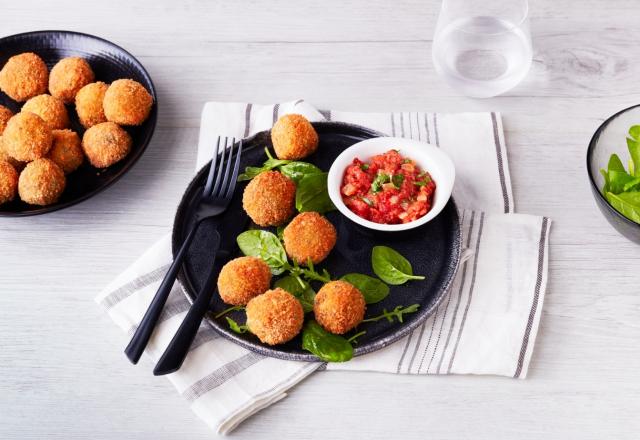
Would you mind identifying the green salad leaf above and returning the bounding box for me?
[606,191,640,223]
[226,317,249,334]
[279,162,323,183]
[340,273,390,304]
[274,275,315,313]
[361,304,421,324]
[295,172,335,214]
[627,125,640,177]
[371,246,425,285]
[301,320,353,362]
[236,230,288,275]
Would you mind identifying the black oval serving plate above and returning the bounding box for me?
[172,121,462,361]
[0,30,157,216]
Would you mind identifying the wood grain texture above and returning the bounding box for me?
[2,0,640,438]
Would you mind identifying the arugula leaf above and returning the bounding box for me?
[347,331,366,344]
[215,305,245,319]
[361,304,420,324]
[274,275,315,313]
[295,172,335,214]
[371,246,425,285]
[606,191,640,223]
[301,320,353,362]
[226,317,249,334]
[340,273,390,304]
[236,230,288,275]
[279,162,323,183]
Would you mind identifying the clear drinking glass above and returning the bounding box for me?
[432,0,532,98]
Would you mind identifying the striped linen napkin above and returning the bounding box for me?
[96,100,551,434]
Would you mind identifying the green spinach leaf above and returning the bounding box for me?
[237,148,291,181]
[301,320,353,362]
[606,191,640,224]
[279,162,323,183]
[295,172,335,214]
[371,246,425,285]
[236,230,288,275]
[274,275,315,313]
[340,273,390,304]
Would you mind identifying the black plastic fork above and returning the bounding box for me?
[124,136,243,365]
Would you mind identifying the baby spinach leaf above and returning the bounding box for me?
[237,230,288,275]
[301,320,353,362]
[237,148,291,181]
[274,275,315,313]
[606,191,640,224]
[371,246,425,285]
[226,317,249,334]
[279,162,323,183]
[295,172,336,214]
[340,273,390,304]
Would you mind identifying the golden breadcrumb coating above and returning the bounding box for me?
[284,212,337,265]
[81,122,132,168]
[271,114,319,160]
[246,288,304,345]
[217,256,272,306]
[22,94,69,130]
[49,57,94,103]
[47,129,83,174]
[2,112,53,162]
[103,79,153,126]
[242,170,295,226]
[0,105,13,134]
[0,137,25,171]
[0,160,18,204]
[0,53,48,102]
[75,81,108,128]
[314,280,366,334]
[18,158,65,205]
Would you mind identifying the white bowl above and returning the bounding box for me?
[327,137,455,232]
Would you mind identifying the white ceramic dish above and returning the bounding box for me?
[327,137,455,232]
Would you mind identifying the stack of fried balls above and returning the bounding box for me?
[0,52,153,206]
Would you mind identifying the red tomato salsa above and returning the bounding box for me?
[341,149,436,224]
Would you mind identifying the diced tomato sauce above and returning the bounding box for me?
[341,150,436,224]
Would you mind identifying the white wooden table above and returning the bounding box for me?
[2,1,640,438]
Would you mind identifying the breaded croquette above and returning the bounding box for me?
[0,105,13,134]
[217,256,272,306]
[103,79,153,126]
[242,170,295,226]
[22,94,69,130]
[2,112,53,162]
[283,212,337,265]
[49,57,95,103]
[82,122,131,168]
[0,53,48,102]
[75,81,108,128]
[246,288,304,345]
[271,114,318,160]
[18,158,65,205]
[0,160,18,204]
[314,280,366,334]
[47,129,83,174]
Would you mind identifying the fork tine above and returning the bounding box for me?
[216,137,235,198]
[210,137,228,197]
[224,139,243,201]
[203,137,221,196]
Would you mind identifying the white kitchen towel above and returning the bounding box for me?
[96,100,551,434]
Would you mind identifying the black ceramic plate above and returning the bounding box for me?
[0,30,157,216]
[172,122,461,361]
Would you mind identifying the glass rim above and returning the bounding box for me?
[445,1,529,36]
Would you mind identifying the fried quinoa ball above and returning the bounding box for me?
[0,53,48,102]
[2,112,53,162]
[22,94,69,130]
[0,105,13,134]
[242,170,295,226]
[49,57,94,103]
[284,212,337,265]
[47,129,83,174]
[314,280,366,334]
[0,160,18,204]
[18,158,65,205]
[271,114,319,160]
[103,79,153,126]
[82,122,132,168]
[75,81,108,128]
[246,288,304,345]
[217,256,272,306]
